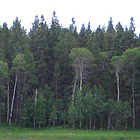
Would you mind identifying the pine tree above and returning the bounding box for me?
[29,15,49,89]
[53,29,78,98]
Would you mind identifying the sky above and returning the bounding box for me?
[0,0,140,34]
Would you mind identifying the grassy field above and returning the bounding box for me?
[0,126,140,140]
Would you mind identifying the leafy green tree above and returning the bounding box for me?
[104,99,115,130]
[35,92,46,128]
[49,104,57,127]
[122,101,132,130]
[0,61,8,83]
[93,85,106,130]
[69,47,93,95]
[0,14,140,129]
[113,100,124,129]
[122,47,140,129]
[83,89,94,129]
[20,97,34,127]
[111,55,125,100]
[68,103,77,129]
[75,90,84,129]
[0,48,5,61]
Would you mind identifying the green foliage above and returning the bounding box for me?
[122,47,140,66]
[20,97,34,127]
[0,61,8,79]
[69,47,93,64]
[35,94,46,127]
[111,55,125,71]
[49,105,57,126]
[11,54,26,73]
[0,15,140,129]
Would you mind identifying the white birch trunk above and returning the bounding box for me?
[72,69,78,105]
[80,71,82,91]
[115,71,120,100]
[9,73,18,125]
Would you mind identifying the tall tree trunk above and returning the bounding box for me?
[53,120,55,127]
[34,89,38,128]
[93,115,96,130]
[100,116,103,130]
[132,67,135,130]
[116,115,118,130]
[59,116,61,126]
[72,114,75,130]
[15,93,19,125]
[108,114,111,130]
[86,117,88,129]
[19,96,23,125]
[72,70,78,105]
[79,71,82,91]
[79,108,82,129]
[90,110,92,130]
[125,119,128,130]
[7,80,9,124]
[9,73,18,125]
[64,118,66,128]
[39,124,41,129]
[115,71,120,100]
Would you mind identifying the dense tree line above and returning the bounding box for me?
[0,12,140,130]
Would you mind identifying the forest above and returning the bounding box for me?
[0,11,140,130]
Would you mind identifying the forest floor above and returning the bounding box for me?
[0,126,140,140]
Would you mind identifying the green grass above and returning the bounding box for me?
[0,126,140,140]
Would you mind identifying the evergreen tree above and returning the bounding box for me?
[53,29,78,98]
[114,22,125,55]
[29,15,49,89]
[105,17,115,55]
[0,61,8,123]
[35,92,46,128]
[1,23,10,64]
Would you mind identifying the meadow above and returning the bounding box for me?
[0,126,140,140]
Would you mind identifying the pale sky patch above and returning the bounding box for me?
[0,0,140,34]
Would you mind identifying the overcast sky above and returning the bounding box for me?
[0,0,140,34]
